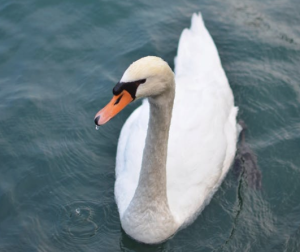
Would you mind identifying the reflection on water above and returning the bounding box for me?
[0,0,300,251]
[233,122,262,190]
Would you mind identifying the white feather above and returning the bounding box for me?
[114,12,238,236]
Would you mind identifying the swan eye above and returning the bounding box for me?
[113,79,146,99]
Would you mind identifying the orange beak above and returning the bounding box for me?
[94,90,133,125]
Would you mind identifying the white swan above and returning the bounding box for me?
[94,13,238,244]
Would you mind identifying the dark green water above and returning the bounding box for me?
[1,0,300,251]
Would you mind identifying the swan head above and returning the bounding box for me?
[94,56,174,125]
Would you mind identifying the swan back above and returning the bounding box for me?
[175,13,228,90]
[115,12,238,233]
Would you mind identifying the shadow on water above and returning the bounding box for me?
[1,0,300,251]
[120,229,169,252]
[233,121,262,190]
[217,120,262,251]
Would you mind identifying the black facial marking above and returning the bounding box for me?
[113,79,146,99]
[113,82,123,95]
[114,94,123,105]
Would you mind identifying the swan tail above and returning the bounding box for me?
[174,13,225,82]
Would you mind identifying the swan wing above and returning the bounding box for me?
[167,13,238,225]
[115,13,238,225]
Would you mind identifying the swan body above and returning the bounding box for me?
[94,13,238,244]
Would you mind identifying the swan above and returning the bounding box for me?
[94,13,239,244]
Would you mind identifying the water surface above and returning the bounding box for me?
[1,0,300,251]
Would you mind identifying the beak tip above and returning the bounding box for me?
[94,115,101,126]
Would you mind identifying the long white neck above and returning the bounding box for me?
[137,91,174,202]
[121,80,178,243]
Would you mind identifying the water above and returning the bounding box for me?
[0,0,300,251]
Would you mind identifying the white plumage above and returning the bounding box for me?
[97,13,238,244]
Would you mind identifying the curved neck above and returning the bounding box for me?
[121,81,178,243]
[137,89,175,203]
[130,83,175,208]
